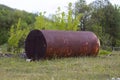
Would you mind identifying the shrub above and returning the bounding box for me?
[99,50,111,55]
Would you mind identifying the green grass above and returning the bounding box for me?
[0,52,120,80]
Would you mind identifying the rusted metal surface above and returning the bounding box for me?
[25,30,100,60]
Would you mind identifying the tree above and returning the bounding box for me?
[53,3,82,31]
[0,5,14,44]
[89,0,120,47]
[91,2,120,47]
[34,12,54,30]
[74,0,90,31]
[74,0,120,48]
[0,4,36,45]
[103,5,120,47]
[8,18,30,53]
[34,3,82,31]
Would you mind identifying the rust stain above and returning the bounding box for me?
[25,30,100,60]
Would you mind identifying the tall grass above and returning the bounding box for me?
[0,52,120,80]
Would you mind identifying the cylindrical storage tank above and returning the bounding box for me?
[25,30,100,60]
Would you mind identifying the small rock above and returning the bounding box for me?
[26,59,32,62]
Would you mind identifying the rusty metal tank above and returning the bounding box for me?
[25,30,100,60]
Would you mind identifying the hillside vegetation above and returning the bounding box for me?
[0,0,120,54]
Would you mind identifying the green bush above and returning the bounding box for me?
[0,44,9,53]
[8,18,29,54]
[99,50,111,55]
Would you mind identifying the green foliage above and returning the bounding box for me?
[0,4,36,45]
[0,29,9,45]
[0,44,8,53]
[52,3,82,31]
[0,3,82,54]
[74,0,89,14]
[99,50,111,55]
[74,0,120,47]
[34,12,53,30]
[115,39,120,47]
[74,0,90,30]
[1,1,120,53]
[52,7,67,30]
[0,5,14,45]
[103,5,120,46]
[8,19,22,47]
[34,3,82,31]
[8,18,30,54]
[91,4,120,47]
[100,33,112,48]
